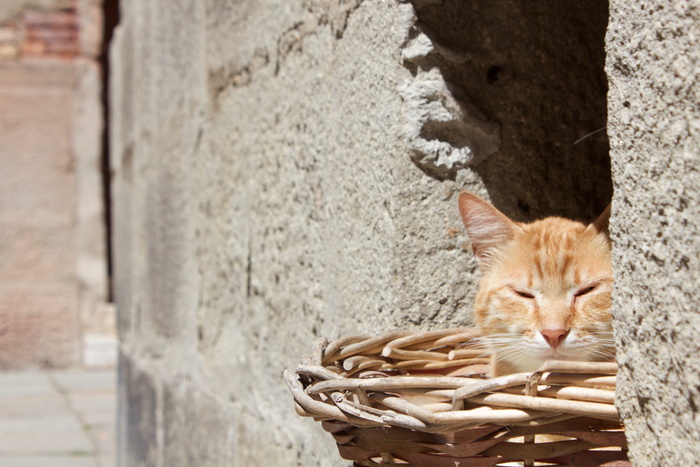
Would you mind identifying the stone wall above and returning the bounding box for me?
[0,0,113,368]
[607,1,700,464]
[111,0,700,465]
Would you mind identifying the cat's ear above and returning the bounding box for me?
[587,203,611,236]
[458,192,518,269]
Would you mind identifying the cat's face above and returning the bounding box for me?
[458,192,614,375]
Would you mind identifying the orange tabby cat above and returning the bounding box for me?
[458,192,614,376]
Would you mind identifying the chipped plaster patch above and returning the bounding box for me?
[399,29,500,180]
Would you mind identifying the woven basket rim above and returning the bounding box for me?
[286,327,628,466]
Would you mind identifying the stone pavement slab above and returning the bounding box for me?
[0,416,83,433]
[0,456,99,467]
[0,394,68,417]
[51,370,116,392]
[68,392,116,415]
[0,373,55,397]
[0,431,93,453]
[0,369,115,467]
[51,370,117,464]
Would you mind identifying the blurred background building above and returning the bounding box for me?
[0,0,117,369]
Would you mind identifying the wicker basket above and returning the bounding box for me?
[285,328,629,466]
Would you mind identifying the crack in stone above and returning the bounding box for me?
[209,1,365,101]
[208,47,270,102]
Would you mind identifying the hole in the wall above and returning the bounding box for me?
[408,1,612,221]
[486,65,503,85]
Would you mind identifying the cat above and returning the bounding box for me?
[458,191,614,376]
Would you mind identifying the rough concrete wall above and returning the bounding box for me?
[607,1,700,464]
[111,0,610,465]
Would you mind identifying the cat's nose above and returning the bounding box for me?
[541,329,569,348]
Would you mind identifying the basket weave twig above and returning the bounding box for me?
[285,328,629,466]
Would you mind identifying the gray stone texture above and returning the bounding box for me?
[607,0,700,464]
[118,356,158,467]
[162,384,233,466]
[111,0,699,465]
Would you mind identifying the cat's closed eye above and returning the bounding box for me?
[514,289,535,299]
[575,285,596,297]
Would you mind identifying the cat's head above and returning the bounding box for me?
[458,191,614,375]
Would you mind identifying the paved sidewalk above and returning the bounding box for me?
[0,369,116,467]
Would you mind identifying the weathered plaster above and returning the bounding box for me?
[607,1,700,464]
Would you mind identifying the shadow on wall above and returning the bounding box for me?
[408,0,611,222]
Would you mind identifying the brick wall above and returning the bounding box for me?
[0,0,112,369]
[0,2,83,61]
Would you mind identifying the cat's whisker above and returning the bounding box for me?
[589,339,616,348]
[585,347,617,361]
[492,345,535,363]
[590,347,617,359]
[587,340,615,348]
[464,348,496,361]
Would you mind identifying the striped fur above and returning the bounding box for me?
[459,192,614,376]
